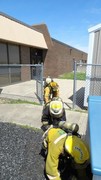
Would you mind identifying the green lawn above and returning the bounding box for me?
[0,98,40,105]
[59,72,86,80]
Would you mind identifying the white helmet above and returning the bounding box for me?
[46,77,51,84]
[49,100,64,118]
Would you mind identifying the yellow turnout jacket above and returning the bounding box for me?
[45,128,67,180]
[44,82,59,104]
[44,128,90,180]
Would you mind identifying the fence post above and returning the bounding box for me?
[9,66,11,84]
[73,61,77,109]
[40,63,44,105]
[35,64,44,105]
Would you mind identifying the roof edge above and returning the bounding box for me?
[88,24,101,33]
[52,38,87,54]
[0,11,42,34]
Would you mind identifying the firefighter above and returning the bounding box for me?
[41,97,66,131]
[44,77,59,104]
[42,123,91,180]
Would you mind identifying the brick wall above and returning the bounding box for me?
[20,45,30,64]
[33,24,88,78]
[20,45,31,81]
[21,66,31,81]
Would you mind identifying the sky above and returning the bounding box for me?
[0,0,101,53]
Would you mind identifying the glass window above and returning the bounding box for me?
[0,43,8,64]
[30,48,43,64]
[8,44,20,64]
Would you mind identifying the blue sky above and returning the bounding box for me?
[0,0,101,53]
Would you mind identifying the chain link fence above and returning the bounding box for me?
[73,61,101,110]
[0,64,43,104]
[33,64,43,104]
[1,62,101,108]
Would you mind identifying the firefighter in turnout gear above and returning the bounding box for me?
[41,97,66,131]
[42,123,91,180]
[44,77,59,104]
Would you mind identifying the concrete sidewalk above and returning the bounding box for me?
[0,80,40,104]
[0,79,88,140]
[0,104,88,137]
[0,79,77,106]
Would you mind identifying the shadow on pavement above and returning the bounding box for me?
[69,87,87,110]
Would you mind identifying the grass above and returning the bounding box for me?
[16,123,42,132]
[59,72,86,80]
[0,98,40,105]
[7,122,42,132]
[9,99,40,105]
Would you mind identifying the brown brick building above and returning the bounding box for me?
[0,13,47,86]
[33,24,87,78]
[0,12,87,86]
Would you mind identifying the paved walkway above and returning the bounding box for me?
[0,79,89,141]
[0,79,78,106]
[0,80,40,103]
[0,104,88,140]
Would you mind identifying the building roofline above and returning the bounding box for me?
[88,23,101,33]
[0,12,86,53]
[51,38,87,54]
[31,23,50,35]
[0,12,48,49]
[0,11,41,34]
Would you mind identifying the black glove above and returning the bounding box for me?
[39,148,47,158]
[41,124,50,132]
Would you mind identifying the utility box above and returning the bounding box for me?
[88,96,101,180]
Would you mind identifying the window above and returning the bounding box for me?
[0,43,8,64]
[30,48,43,64]
[8,44,20,64]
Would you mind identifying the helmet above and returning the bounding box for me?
[49,99,64,118]
[50,82,58,91]
[46,77,52,84]
[65,135,90,164]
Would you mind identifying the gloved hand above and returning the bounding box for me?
[40,137,48,158]
[39,147,47,158]
[41,124,50,132]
